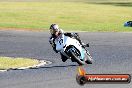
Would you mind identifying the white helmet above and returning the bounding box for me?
[49,24,60,34]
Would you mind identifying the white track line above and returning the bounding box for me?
[0,60,52,72]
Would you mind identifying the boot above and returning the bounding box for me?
[60,53,68,62]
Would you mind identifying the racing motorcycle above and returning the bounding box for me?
[55,33,93,65]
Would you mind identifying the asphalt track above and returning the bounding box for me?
[0,30,131,88]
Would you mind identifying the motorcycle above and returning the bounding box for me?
[55,33,93,65]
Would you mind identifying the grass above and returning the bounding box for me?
[0,57,39,70]
[0,1,131,32]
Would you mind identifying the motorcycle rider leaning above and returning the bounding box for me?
[49,24,87,62]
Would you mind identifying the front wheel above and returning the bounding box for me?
[85,53,93,64]
[70,51,85,65]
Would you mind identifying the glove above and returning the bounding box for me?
[49,38,55,47]
[49,38,58,53]
[49,38,54,44]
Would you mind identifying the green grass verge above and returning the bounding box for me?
[0,1,132,32]
[0,57,39,70]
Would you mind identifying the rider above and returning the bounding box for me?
[49,24,88,62]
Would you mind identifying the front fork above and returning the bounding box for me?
[63,47,80,59]
[83,46,92,58]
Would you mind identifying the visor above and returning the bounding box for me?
[50,29,59,34]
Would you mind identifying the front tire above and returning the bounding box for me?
[85,53,92,64]
[70,51,85,65]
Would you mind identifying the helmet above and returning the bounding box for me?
[49,24,60,34]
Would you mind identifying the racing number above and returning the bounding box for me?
[59,39,63,45]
